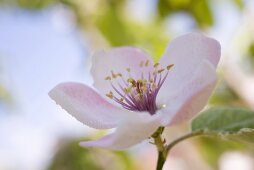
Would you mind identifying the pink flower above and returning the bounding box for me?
[49,33,220,150]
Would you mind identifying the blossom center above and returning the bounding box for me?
[105,60,173,115]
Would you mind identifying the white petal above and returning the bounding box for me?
[160,60,217,126]
[91,47,154,97]
[49,82,130,129]
[157,33,220,105]
[80,112,162,150]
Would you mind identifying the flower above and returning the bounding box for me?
[49,33,221,150]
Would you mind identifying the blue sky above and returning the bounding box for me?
[0,7,93,170]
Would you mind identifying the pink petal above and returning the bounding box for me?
[160,60,217,126]
[91,47,154,97]
[49,82,129,129]
[157,33,220,105]
[80,112,162,150]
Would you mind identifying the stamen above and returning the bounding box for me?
[157,69,165,74]
[106,91,113,99]
[124,87,132,94]
[154,63,159,68]
[111,70,118,79]
[104,61,174,115]
[128,78,136,87]
[167,64,174,70]
[105,76,111,81]
[145,60,149,67]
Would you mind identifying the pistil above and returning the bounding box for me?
[105,60,174,115]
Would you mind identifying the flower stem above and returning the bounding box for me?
[156,150,166,170]
[152,127,167,170]
[165,130,204,155]
[152,129,206,170]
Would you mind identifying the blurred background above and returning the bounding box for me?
[1,0,254,170]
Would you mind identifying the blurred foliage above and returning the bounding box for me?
[0,0,55,9]
[48,138,136,170]
[158,0,213,28]
[209,80,244,107]
[233,0,244,9]
[196,137,246,169]
[17,0,54,9]
[96,5,135,46]
[192,107,254,168]
[0,0,245,59]
[246,41,254,72]
[0,84,11,103]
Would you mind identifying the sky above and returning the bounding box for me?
[0,6,93,170]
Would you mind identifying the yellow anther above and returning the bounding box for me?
[136,80,145,94]
[106,91,113,99]
[117,73,122,77]
[128,78,136,87]
[105,76,111,81]
[120,98,124,102]
[167,64,174,70]
[124,87,132,94]
[137,79,143,83]
[157,69,165,74]
[126,68,131,72]
[141,86,147,93]
[142,79,148,84]
[145,60,149,67]
[111,70,117,78]
[154,63,159,68]
[139,60,144,67]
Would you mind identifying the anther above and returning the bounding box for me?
[145,60,149,67]
[106,91,113,99]
[154,63,159,68]
[128,78,136,87]
[105,76,111,80]
[111,70,118,78]
[124,87,132,94]
[167,64,174,70]
[126,68,131,72]
[157,69,165,74]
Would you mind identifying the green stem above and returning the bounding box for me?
[152,129,206,170]
[152,127,166,170]
[156,150,166,170]
[165,131,204,155]
[152,127,167,170]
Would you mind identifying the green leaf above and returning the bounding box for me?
[96,6,135,46]
[157,0,213,27]
[191,107,254,144]
[209,80,242,107]
[233,0,244,10]
[228,128,254,143]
